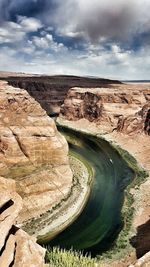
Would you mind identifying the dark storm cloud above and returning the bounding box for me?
[0,0,56,23]
[53,0,150,47]
[1,0,150,47]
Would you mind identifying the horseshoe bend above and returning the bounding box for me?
[0,75,150,267]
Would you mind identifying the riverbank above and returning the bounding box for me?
[57,117,150,267]
[20,153,93,243]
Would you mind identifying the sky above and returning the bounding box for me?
[0,0,150,80]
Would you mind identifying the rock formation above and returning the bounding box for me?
[0,176,45,267]
[60,85,150,135]
[0,80,72,225]
[3,74,121,115]
[116,102,150,135]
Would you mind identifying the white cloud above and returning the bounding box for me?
[0,16,42,44]
[0,41,150,80]
[0,21,24,43]
[17,16,43,32]
[30,33,67,52]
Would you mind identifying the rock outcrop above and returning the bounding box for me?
[0,176,45,267]
[60,85,150,135]
[0,80,72,225]
[117,102,150,135]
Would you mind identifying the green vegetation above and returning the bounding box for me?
[46,247,98,267]
[109,142,148,187]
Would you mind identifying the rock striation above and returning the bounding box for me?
[0,176,45,267]
[60,85,150,135]
[0,80,72,225]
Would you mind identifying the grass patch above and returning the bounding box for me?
[45,247,98,267]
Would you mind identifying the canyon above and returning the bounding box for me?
[0,73,150,267]
[1,73,121,116]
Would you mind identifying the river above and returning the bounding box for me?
[40,126,134,255]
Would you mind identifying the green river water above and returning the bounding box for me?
[41,126,134,255]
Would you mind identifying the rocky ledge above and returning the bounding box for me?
[0,176,45,267]
[0,80,72,225]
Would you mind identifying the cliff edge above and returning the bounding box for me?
[0,80,72,225]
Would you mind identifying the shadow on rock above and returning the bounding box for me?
[130,218,150,258]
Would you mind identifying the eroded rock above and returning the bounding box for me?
[0,176,45,267]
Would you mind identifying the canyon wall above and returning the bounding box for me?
[0,80,72,224]
[60,85,150,135]
[5,75,121,115]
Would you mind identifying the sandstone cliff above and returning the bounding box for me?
[0,80,72,224]
[60,85,150,135]
[0,176,45,267]
[117,102,150,135]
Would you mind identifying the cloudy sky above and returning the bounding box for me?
[0,0,150,79]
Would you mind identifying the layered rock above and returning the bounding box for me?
[60,85,150,135]
[0,80,72,224]
[0,176,45,267]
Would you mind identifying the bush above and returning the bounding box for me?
[46,247,98,267]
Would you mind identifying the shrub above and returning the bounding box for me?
[46,247,98,267]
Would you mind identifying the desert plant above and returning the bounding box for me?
[46,247,98,267]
